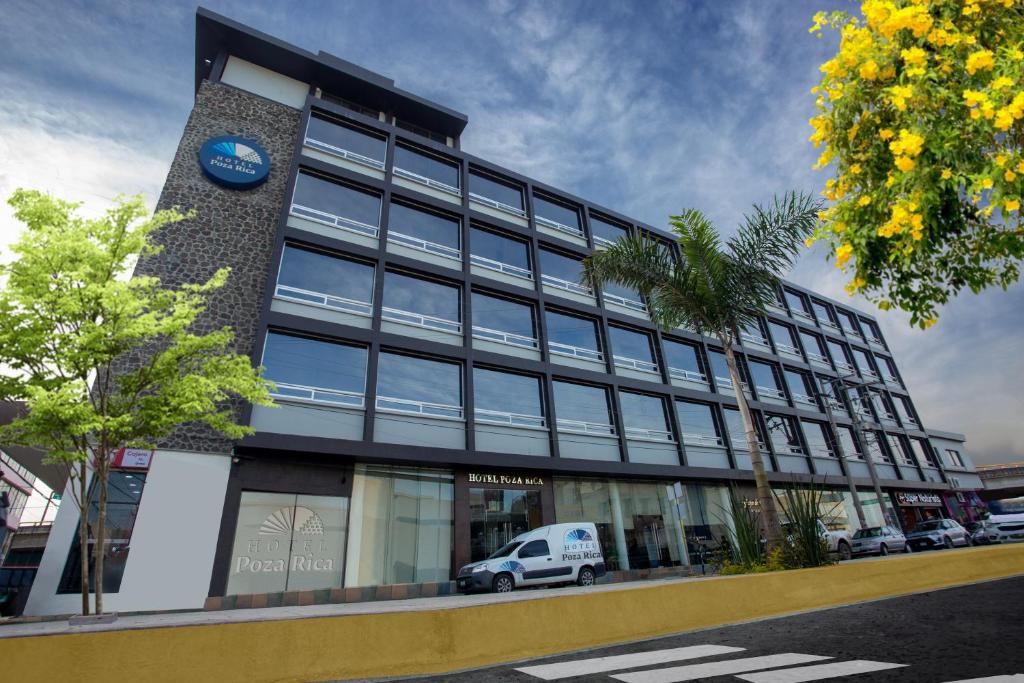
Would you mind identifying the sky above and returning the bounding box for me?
[0,0,1021,465]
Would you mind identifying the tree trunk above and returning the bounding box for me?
[92,452,108,615]
[77,461,90,616]
[722,339,783,553]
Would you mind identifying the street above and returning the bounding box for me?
[410,575,1024,683]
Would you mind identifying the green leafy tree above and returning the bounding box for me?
[582,192,820,552]
[808,0,1024,327]
[0,190,273,615]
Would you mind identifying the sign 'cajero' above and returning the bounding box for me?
[198,135,270,189]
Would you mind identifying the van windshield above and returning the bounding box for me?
[488,541,523,559]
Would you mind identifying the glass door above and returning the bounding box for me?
[469,488,542,562]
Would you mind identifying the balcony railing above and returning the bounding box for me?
[755,386,786,401]
[381,307,462,334]
[613,355,659,374]
[790,392,818,408]
[469,192,528,218]
[290,203,380,238]
[387,230,462,261]
[774,342,802,357]
[549,341,603,363]
[603,293,647,312]
[475,408,546,429]
[668,367,708,383]
[556,418,616,436]
[683,433,725,448]
[791,309,814,322]
[592,234,619,248]
[469,253,533,280]
[535,214,584,239]
[541,274,593,296]
[274,284,373,317]
[767,303,788,316]
[393,166,462,198]
[741,333,771,348]
[270,382,365,408]
[471,326,539,349]
[806,351,830,365]
[819,319,840,331]
[625,426,675,442]
[376,395,463,419]
[303,136,386,170]
[834,361,856,374]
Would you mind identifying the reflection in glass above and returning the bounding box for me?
[469,227,531,274]
[388,203,460,250]
[306,115,386,163]
[533,195,581,232]
[262,333,367,403]
[471,292,535,341]
[292,173,381,227]
[376,353,461,414]
[276,245,374,311]
[474,368,543,422]
[553,381,612,428]
[383,271,460,324]
[469,172,524,210]
[394,146,460,189]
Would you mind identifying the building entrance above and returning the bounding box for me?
[468,488,542,562]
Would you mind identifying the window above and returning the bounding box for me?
[765,414,804,455]
[376,353,462,418]
[837,425,862,458]
[707,349,747,391]
[321,92,378,118]
[768,321,800,356]
[275,245,375,316]
[911,439,938,467]
[305,113,386,168]
[887,434,915,465]
[675,401,723,446]
[826,339,854,372]
[590,215,630,247]
[545,310,602,361]
[946,448,965,468]
[518,539,551,558]
[851,348,878,378]
[608,326,658,373]
[862,319,884,344]
[469,170,525,215]
[893,395,918,426]
[811,300,838,328]
[820,380,848,414]
[851,387,874,419]
[748,360,784,400]
[387,202,461,259]
[723,408,765,450]
[602,282,646,311]
[382,271,461,332]
[865,431,893,464]
[395,119,448,144]
[663,339,706,382]
[553,381,614,434]
[471,292,536,348]
[262,332,367,406]
[58,471,146,594]
[474,368,544,427]
[469,226,531,279]
[291,172,381,235]
[877,356,900,384]
[393,144,460,193]
[741,319,770,346]
[799,331,829,364]
[784,369,817,408]
[539,249,590,294]
[872,392,897,422]
[802,420,833,458]
[837,310,861,337]
[619,392,673,441]
[533,194,582,236]
[783,290,811,318]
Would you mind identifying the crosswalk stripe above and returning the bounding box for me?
[736,660,908,682]
[610,653,833,683]
[514,645,745,680]
[942,676,1024,682]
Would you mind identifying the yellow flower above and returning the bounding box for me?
[1005,198,1021,212]
[966,50,994,75]
[805,236,816,248]
[922,318,938,329]
[981,178,994,189]
[992,76,1014,91]
[850,163,862,174]
[1017,161,1024,174]
[878,300,891,311]
[895,156,915,172]
[889,129,924,157]
[859,60,880,80]
[835,244,853,268]
[901,47,927,67]
[962,90,988,107]
[996,155,1007,167]
[887,85,913,112]
[941,169,953,180]
[994,109,1015,131]
[879,128,895,140]
[1006,170,1018,182]
[858,195,872,206]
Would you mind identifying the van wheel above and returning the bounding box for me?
[492,573,514,594]
[837,541,852,561]
[879,544,889,556]
[577,566,596,587]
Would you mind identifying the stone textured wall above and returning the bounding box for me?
[137,80,301,453]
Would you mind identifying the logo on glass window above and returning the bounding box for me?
[259,506,325,536]
[198,135,270,190]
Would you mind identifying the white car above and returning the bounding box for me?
[456,522,606,593]
[818,519,854,560]
[983,514,1024,544]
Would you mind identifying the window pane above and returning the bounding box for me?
[800,331,826,356]
[768,322,796,348]
[812,300,834,324]
[533,195,581,231]
[765,414,801,453]
[802,420,832,457]
[838,425,860,456]
[620,392,670,432]
[263,333,367,394]
[723,408,759,449]
[748,360,780,390]
[471,292,535,338]
[675,401,719,438]
[590,216,628,244]
[474,368,543,417]
[837,310,859,333]
[539,249,583,283]
[377,353,461,407]
[707,349,731,380]
[852,348,875,374]
[388,203,460,249]
[827,340,850,365]
[306,115,385,162]
[603,281,642,302]
[383,271,460,322]
[394,145,460,188]
[469,227,530,270]
[545,311,600,351]
[608,326,654,363]
[663,340,702,374]
[784,370,811,397]
[293,173,381,226]
[784,290,809,314]
[553,381,611,425]
[278,245,374,303]
[469,172,523,209]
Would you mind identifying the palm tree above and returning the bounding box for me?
[582,192,821,551]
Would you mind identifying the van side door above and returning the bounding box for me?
[516,539,567,586]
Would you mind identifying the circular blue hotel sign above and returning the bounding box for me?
[198,135,270,190]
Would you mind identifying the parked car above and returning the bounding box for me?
[850,526,909,556]
[905,518,971,551]
[967,520,1001,545]
[789,519,852,560]
[983,514,1024,544]
[456,522,605,594]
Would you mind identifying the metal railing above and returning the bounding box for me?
[290,203,380,238]
[469,253,532,280]
[592,234,618,248]
[475,409,546,429]
[774,342,802,356]
[471,326,539,349]
[809,448,835,459]
[867,336,885,347]
[556,418,616,436]
[741,333,770,347]
[714,376,750,392]
[603,293,648,312]
[755,386,787,401]
[468,192,528,218]
[541,274,593,296]
[393,166,462,198]
[884,374,901,385]
[818,318,840,331]
[834,361,856,374]
[806,351,830,365]
[387,230,462,261]
[791,309,814,321]
[303,136,386,170]
[613,355,659,374]
[381,307,462,334]
[767,303,788,315]
[625,426,675,442]
[668,367,708,383]
[842,326,863,338]
[683,433,725,447]
[791,393,817,407]
[274,284,373,317]
[535,214,584,239]
[270,382,365,408]
[375,395,463,419]
[549,341,603,363]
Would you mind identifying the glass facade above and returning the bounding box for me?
[388,202,461,250]
[532,195,581,232]
[590,215,629,245]
[292,172,381,227]
[469,171,523,210]
[545,310,601,357]
[306,114,386,163]
[394,145,460,189]
[376,352,462,417]
[382,271,460,325]
[474,368,544,424]
[471,292,536,342]
[276,245,375,311]
[262,332,367,404]
[553,381,613,430]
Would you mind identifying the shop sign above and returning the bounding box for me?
[198,135,270,190]
[112,448,153,470]
[468,471,544,486]
[895,491,942,507]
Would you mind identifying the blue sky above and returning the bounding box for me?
[0,0,1020,464]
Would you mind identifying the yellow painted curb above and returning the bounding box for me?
[3,544,1023,682]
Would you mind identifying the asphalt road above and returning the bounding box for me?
[410,575,1024,683]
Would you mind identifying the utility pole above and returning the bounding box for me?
[835,380,898,526]
[817,376,867,529]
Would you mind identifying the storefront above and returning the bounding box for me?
[893,491,945,531]
[941,490,986,525]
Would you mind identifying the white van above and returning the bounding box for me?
[456,522,606,593]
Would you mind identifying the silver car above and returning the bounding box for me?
[905,518,972,551]
[850,526,909,556]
